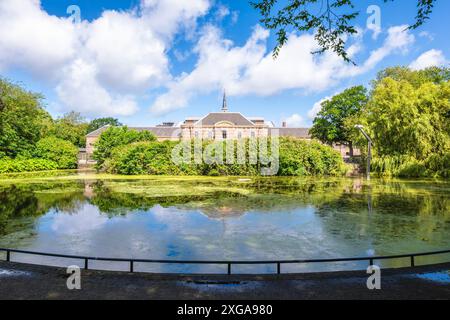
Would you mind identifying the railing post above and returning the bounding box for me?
[84,258,89,270]
[410,256,415,267]
[130,261,134,273]
[277,263,281,275]
[227,263,231,275]
[6,250,10,262]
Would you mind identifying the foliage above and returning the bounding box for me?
[311,86,368,155]
[0,78,51,158]
[350,69,450,160]
[34,136,79,169]
[251,0,437,63]
[104,138,348,177]
[48,111,88,148]
[346,67,450,178]
[0,158,58,174]
[87,117,122,134]
[93,126,157,170]
[278,138,348,176]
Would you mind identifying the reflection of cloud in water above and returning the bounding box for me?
[51,204,108,235]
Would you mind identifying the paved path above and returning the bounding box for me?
[0,261,449,300]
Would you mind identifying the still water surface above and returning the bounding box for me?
[0,175,449,273]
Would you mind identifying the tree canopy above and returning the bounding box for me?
[0,78,51,158]
[251,0,437,63]
[87,117,122,134]
[48,111,88,148]
[93,126,157,170]
[310,85,368,155]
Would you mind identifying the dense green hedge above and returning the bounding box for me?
[93,126,156,170]
[0,158,58,173]
[34,136,79,169]
[104,138,348,176]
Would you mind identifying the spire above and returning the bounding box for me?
[221,90,228,112]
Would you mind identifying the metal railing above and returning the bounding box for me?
[1,248,449,275]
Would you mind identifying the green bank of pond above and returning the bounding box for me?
[0,171,449,273]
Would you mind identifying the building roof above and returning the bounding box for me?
[271,127,311,138]
[133,127,181,137]
[86,125,180,138]
[194,112,257,126]
[86,125,111,137]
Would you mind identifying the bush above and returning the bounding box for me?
[372,153,450,178]
[279,138,347,176]
[105,138,348,177]
[34,136,78,169]
[0,158,58,173]
[424,153,450,178]
[94,126,156,170]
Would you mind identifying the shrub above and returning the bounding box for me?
[0,158,58,173]
[424,152,450,178]
[94,126,156,170]
[105,138,348,177]
[34,136,78,169]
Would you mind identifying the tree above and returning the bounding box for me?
[356,74,449,160]
[93,126,157,170]
[0,78,51,158]
[251,0,437,63]
[35,136,79,169]
[87,118,122,134]
[49,111,88,148]
[311,85,368,156]
[374,66,450,88]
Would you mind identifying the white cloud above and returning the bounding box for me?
[0,0,76,78]
[409,49,448,70]
[151,24,270,114]
[216,5,230,20]
[150,24,416,115]
[284,114,305,127]
[56,59,139,116]
[344,25,415,77]
[0,0,210,117]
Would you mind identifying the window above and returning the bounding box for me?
[251,131,256,138]
[195,131,199,138]
[208,131,213,139]
[222,130,227,139]
[238,132,242,139]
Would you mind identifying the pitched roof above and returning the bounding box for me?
[86,126,181,138]
[132,127,181,138]
[195,112,256,126]
[270,128,311,138]
[86,125,111,137]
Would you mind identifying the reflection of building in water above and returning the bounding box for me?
[83,181,95,199]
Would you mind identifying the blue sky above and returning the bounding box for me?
[0,0,449,127]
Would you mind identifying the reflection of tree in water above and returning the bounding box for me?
[87,178,353,219]
[1,178,449,259]
[314,180,450,257]
[0,182,85,236]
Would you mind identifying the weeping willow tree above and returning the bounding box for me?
[345,67,450,177]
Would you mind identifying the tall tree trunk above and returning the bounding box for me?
[349,141,354,157]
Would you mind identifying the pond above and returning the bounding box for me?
[0,173,449,273]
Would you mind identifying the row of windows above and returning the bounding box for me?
[194,130,256,139]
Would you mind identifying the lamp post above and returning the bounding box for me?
[355,125,373,180]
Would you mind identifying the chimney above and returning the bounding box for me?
[282,121,287,128]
